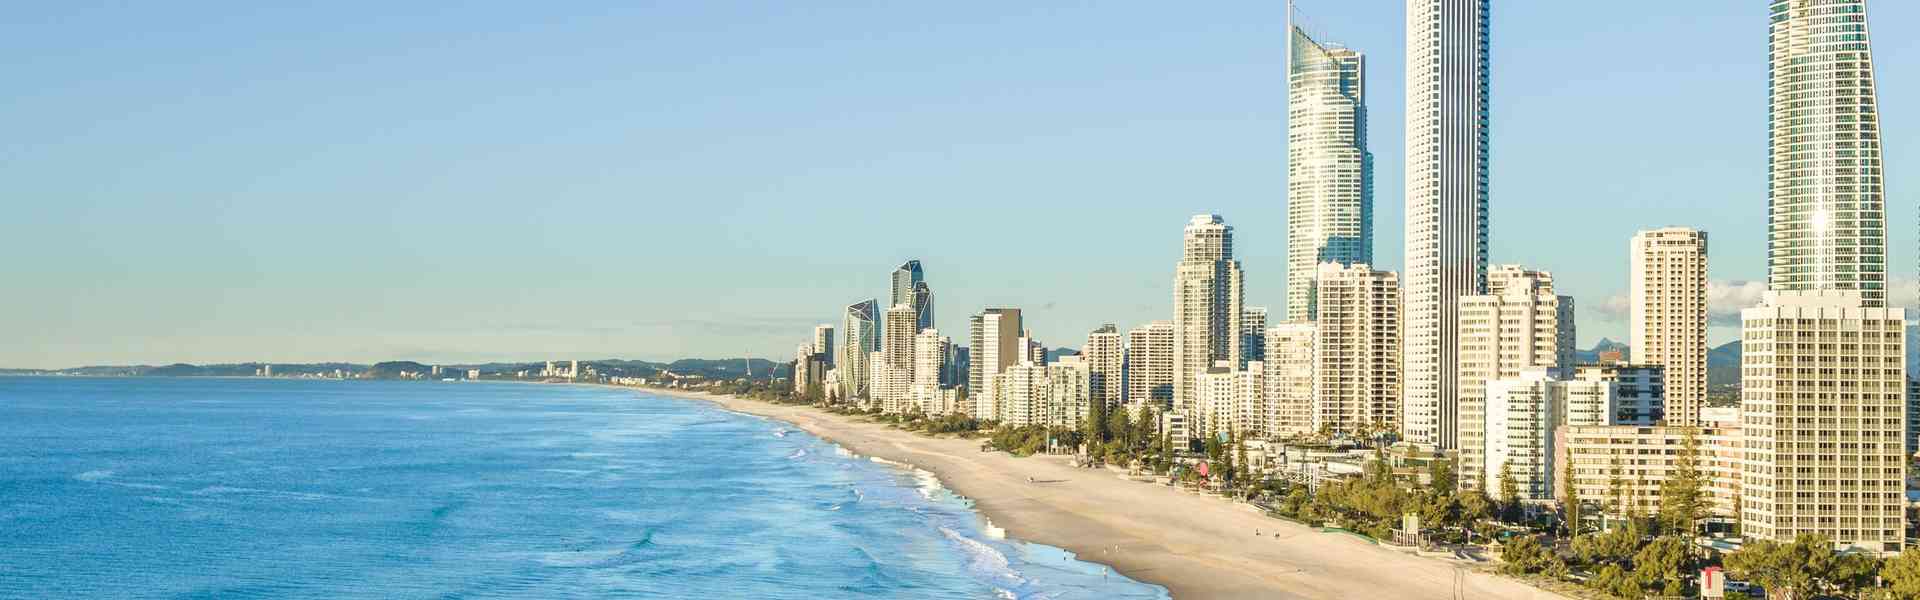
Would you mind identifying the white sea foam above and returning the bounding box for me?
[834,445,855,458]
[74,470,114,482]
[938,525,1028,589]
[980,517,1007,539]
[786,449,808,460]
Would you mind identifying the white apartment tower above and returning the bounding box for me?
[1455,266,1574,491]
[969,308,1023,418]
[1286,4,1372,322]
[1126,321,1175,409]
[1265,323,1317,438]
[1740,291,1907,554]
[1084,324,1124,410]
[1314,262,1402,438]
[1767,0,1886,306]
[1631,228,1708,426]
[1241,307,1269,366]
[1402,0,1491,450]
[1173,215,1245,426]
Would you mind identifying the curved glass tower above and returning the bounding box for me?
[1767,0,1885,305]
[1285,3,1372,322]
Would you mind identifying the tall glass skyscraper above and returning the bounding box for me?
[1172,215,1244,425]
[888,260,933,335]
[1768,0,1885,305]
[840,299,879,400]
[1285,3,1372,322]
[1401,0,1490,449]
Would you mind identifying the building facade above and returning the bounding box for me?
[1740,291,1907,554]
[840,299,879,400]
[1266,322,1318,438]
[1631,228,1708,426]
[1173,215,1245,429]
[1286,8,1372,322]
[1315,262,1402,439]
[969,308,1023,418]
[1084,324,1124,410]
[1767,0,1886,307]
[1401,0,1492,451]
[1126,321,1176,409]
[1455,266,1573,491]
[1574,364,1664,426]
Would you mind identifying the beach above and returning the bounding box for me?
[659,388,1567,600]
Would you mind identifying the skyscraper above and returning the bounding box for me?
[1313,262,1402,439]
[840,299,879,400]
[1402,0,1491,450]
[968,308,1023,418]
[1767,0,1886,306]
[1286,3,1372,322]
[1630,228,1708,426]
[1173,215,1245,425]
[1084,324,1124,410]
[1126,321,1175,409]
[889,260,933,335]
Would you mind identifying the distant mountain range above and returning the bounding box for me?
[1,358,791,381]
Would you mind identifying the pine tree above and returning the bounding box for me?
[1562,456,1583,537]
[1427,451,1457,496]
[1658,429,1706,537]
[1497,460,1520,520]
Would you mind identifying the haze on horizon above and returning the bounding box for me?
[4,1,1919,370]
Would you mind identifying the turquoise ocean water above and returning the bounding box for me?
[0,377,1167,599]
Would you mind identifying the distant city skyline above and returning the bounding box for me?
[4,2,1919,369]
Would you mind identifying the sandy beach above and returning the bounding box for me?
[650,388,1566,600]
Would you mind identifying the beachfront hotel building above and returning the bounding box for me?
[969,308,1023,418]
[1285,4,1371,322]
[1630,228,1709,426]
[840,299,879,400]
[911,329,955,414]
[1456,266,1573,491]
[1401,0,1491,451]
[1313,262,1402,439]
[1173,215,1245,432]
[994,364,1047,427]
[1265,322,1317,438]
[1740,290,1907,554]
[1084,324,1124,410]
[1126,321,1175,409]
[1557,408,1745,523]
[1767,0,1886,307]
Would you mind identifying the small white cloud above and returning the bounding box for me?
[1706,280,1769,326]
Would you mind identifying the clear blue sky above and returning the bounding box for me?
[4,1,1917,369]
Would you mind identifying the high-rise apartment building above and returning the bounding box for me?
[1174,215,1245,427]
[1286,7,1372,322]
[813,324,836,368]
[1315,262,1402,438]
[1084,324,1124,410]
[1192,362,1239,442]
[1740,291,1906,554]
[1126,321,1176,409]
[841,300,879,400]
[1483,368,1614,502]
[1241,307,1269,366]
[1767,0,1886,306]
[1047,356,1093,429]
[1265,323,1317,438]
[968,308,1023,418]
[1631,228,1708,425]
[1402,0,1491,450]
[1456,266,1573,491]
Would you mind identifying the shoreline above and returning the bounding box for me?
[639,386,1569,600]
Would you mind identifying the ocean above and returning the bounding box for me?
[0,377,1168,599]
